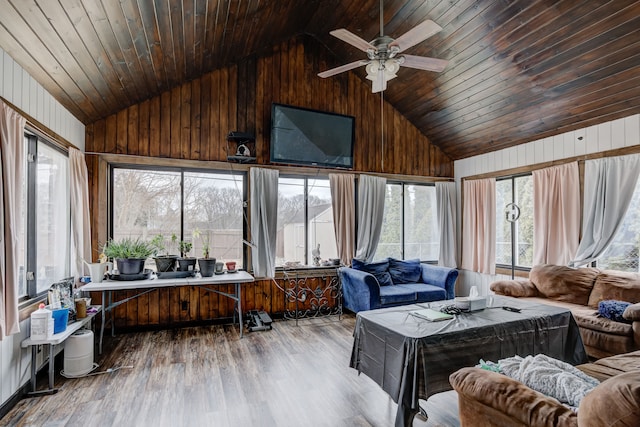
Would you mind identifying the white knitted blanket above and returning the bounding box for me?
[498,354,599,408]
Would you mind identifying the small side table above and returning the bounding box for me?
[21,305,102,396]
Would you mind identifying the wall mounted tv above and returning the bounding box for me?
[270,103,355,169]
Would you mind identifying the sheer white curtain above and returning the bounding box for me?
[69,148,92,279]
[250,167,279,278]
[571,154,640,267]
[0,101,26,339]
[355,174,386,262]
[533,162,580,266]
[461,178,495,274]
[436,181,457,268]
[329,173,355,266]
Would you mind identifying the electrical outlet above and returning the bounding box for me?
[181,300,188,311]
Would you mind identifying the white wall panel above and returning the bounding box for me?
[0,45,86,409]
[454,113,640,294]
[625,115,640,146]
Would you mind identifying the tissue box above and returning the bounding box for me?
[455,296,487,312]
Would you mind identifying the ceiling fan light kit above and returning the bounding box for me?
[318,0,448,93]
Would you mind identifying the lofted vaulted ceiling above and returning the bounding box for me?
[1,0,639,160]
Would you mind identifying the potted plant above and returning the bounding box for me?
[177,239,197,272]
[102,237,155,275]
[194,229,216,277]
[151,234,178,272]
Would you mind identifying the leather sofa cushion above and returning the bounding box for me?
[588,270,640,309]
[578,371,640,427]
[450,367,578,427]
[572,308,634,336]
[490,280,539,297]
[530,264,599,306]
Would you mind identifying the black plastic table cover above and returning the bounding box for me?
[349,295,588,427]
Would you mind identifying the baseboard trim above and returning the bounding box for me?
[0,381,30,420]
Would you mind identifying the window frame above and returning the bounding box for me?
[495,172,533,272]
[108,164,249,269]
[19,130,71,306]
[375,180,438,263]
[276,174,336,267]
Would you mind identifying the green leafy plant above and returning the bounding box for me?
[151,233,179,256]
[102,237,156,260]
[179,240,193,258]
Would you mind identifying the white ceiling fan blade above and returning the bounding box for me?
[318,60,368,78]
[389,20,442,53]
[401,54,449,72]
[330,29,376,52]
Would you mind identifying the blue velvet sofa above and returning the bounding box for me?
[339,258,459,313]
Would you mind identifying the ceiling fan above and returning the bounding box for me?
[318,0,448,93]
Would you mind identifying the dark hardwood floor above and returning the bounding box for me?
[2,315,460,427]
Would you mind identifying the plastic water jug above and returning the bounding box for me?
[30,303,53,340]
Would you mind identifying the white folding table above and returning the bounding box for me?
[81,271,255,353]
[21,306,102,396]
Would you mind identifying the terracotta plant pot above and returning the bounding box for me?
[198,258,217,277]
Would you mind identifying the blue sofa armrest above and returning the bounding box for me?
[339,267,381,312]
[420,264,459,300]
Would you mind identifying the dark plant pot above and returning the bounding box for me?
[116,258,147,275]
[154,256,177,272]
[177,257,197,272]
[198,258,217,277]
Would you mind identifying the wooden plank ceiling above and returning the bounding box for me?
[1,0,639,160]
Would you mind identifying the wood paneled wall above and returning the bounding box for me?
[84,35,454,327]
[85,35,453,175]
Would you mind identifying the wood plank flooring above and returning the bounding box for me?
[2,315,460,427]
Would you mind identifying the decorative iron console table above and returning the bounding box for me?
[280,266,342,324]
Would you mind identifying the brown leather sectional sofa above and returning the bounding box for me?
[490,264,640,359]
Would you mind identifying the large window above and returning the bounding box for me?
[496,174,533,269]
[375,183,438,261]
[596,181,640,272]
[111,168,245,268]
[19,133,71,300]
[276,177,337,266]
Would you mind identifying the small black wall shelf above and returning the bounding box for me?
[226,131,256,163]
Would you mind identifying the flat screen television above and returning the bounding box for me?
[270,103,355,169]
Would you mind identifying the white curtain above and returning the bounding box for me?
[436,181,457,268]
[329,173,355,266]
[250,167,279,278]
[355,174,386,262]
[571,154,640,267]
[533,162,580,266]
[0,100,26,339]
[69,148,92,279]
[461,178,495,274]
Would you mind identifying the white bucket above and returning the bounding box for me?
[64,330,94,376]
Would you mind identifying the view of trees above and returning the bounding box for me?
[112,168,244,265]
[376,184,439,261]
[598,184,640,272]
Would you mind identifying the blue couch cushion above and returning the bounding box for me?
[389,258,422,284]
[395,283,446,302]
[380,286,417,306]
[598,300,632,323]
[352,258,393,287]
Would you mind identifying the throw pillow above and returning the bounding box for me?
[598,300,632,323]
[388,258,422,284]
[352,258,393,287]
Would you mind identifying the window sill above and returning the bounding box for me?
[18,295,48,322]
